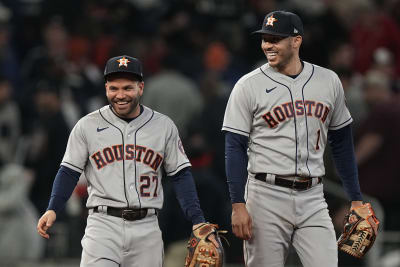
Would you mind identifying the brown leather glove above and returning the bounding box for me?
[184,223,225,267]
[337,203,379,258]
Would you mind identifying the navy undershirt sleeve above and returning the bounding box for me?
[328,124,363,201]
[224,131,249,203]
[170,167,205,225]
[47,166,80,213]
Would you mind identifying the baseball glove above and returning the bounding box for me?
[184,223,226,267]
[337,203,379,258]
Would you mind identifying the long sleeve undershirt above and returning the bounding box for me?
[170,167,205,224]
[47,166,80,212]
[327,125,363,201]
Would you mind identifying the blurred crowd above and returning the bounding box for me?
[0,0,399,266]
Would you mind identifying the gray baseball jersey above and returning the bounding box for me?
[61,104,191,209]
[222,61,352,177]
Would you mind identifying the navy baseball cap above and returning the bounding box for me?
[104,55,143,81]
[252,11,304,37]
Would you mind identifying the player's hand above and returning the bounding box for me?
[193,223,220,248]
[231,203,252,240]
[37,210,57,239]
[351,201,379,235]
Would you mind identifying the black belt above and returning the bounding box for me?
[92,207,149,221]
[255,173,321,190]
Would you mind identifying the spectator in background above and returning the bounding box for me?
[194,71,230,180]
[142,52,203,138]
[19,16,70,132]
[355,69,400,231]
[26,80,70,215]
[0,160,45,263]
[65,36,105,114]
[334,67,367,130]
[349,0,400,76]
[370,47,400,93]
[0,76,21,164]
[21,16,69,87]
[328,42,367,130]
[0,10,20,91]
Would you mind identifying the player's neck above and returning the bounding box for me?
[279,57,302,77]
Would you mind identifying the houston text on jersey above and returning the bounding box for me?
[91,144,163,171]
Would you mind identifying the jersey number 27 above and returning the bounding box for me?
[140,175,159,197]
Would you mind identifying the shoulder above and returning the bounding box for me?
[142,105,176,128]
[72,105,110,131]
[306,62,340,81]
[236,64,267,86]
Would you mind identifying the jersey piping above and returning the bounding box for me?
[222,126,251,135]
[134,109,155,209]
[166,162,191,176]
[99,108,130,207]
[260,67,299,176]
[301,64,315,178]
[330,117,352,129]
[62,161,84,172]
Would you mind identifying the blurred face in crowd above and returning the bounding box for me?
[105,73,144,118]
[363,84,390,108]
[261,34,302,72]
[34,90,61,115]
[0,81,11,105]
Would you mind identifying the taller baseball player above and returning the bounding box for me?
[222,11,379,267]
[37,55,218,266]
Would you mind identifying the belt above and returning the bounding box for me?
[92,206,150,221]
[254,173,322,190]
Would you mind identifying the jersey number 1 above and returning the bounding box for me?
[316,129,321,150]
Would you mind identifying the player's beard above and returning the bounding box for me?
[110,95,141,118]
[266,42,295,72]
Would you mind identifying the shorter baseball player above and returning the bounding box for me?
[222,11,379,267]
[37,55,218,266]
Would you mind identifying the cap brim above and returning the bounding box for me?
[104,70,143,81]
[251,29,291,37]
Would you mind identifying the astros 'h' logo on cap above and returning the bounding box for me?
[266,14,277,26]
[117,56,130,67]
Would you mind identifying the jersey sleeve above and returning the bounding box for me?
[163,120,191,176]
[329,74,353,130]
[60,119,89,173]
[222,81,253,137]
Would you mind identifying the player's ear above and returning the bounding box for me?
[138,81,144,95]
[292,35,302,49]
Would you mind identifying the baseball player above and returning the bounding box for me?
[222,11,379,267]
[37,55,217,266]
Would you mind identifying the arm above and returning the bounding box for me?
[327,125,362,202]
[329,125,379,235]
[170,167,205,225]
[37,165,80,239]
[225,131,252,240]
[225,131,248,203]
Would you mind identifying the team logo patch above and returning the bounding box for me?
[178,139,186,155]
[266,15,277,26]
[117,56,130,67]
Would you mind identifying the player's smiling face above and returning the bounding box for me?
[106,75,144,118]
[261,34,301,72]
